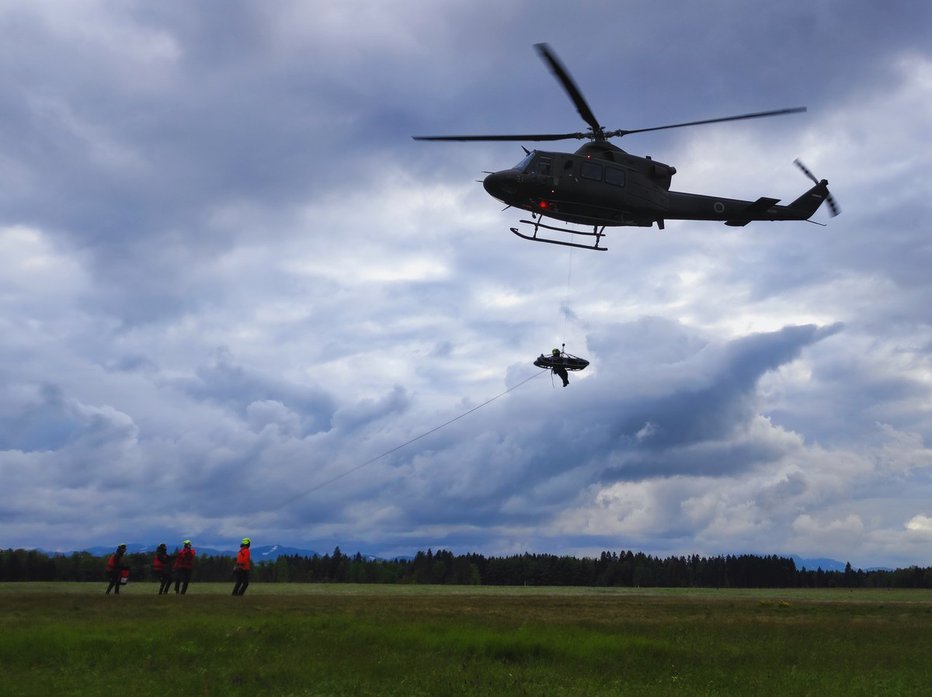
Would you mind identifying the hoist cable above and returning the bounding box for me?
[562,244,575,343]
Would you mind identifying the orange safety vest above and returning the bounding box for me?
[236,547,251,571]
[175,547,196,570]
[152,552,167,573]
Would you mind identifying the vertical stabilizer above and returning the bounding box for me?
[788,180,830,219]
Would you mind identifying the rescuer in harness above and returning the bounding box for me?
[232,537,252,596]
[548,347,569,387]
[534,346,589,387]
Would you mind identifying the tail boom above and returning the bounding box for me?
[665,179,831,226]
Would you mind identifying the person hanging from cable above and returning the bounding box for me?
[551,347,570,387]
[534,344,589,387]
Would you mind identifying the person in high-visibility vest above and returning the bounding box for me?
[153,543,173,595]
[105,544,127,594]
[172,540,196,594]
[232,538,251,596]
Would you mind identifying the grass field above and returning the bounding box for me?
[2,583,931,696]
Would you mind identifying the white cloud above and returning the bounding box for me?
[906,515,932,536]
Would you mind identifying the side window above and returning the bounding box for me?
[605,167,626,187]
[580,161,602,181]
[536,157,552,175]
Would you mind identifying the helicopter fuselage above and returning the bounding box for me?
[483,142,829,230]
[417,44,836,249]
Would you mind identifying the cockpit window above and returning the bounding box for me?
[514,151,536,172]
[513,152,554,176]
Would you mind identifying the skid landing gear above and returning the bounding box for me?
[510,215,607,251]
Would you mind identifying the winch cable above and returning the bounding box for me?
[277,369,547,508]
[562,244,575,345]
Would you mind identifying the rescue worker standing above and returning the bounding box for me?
[232,537,252,596]
[173,540,196,594]
[105,544,127,594]
[153,543,173,595]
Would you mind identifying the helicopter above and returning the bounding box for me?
[414,44,839,251]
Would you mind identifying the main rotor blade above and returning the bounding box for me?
[413,132,587,142]
[794,158,819,184]
[608,107,807,137]
[534,43,603,137]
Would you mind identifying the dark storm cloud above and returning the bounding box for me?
[397,1,932,154]
[332,386,411,434]
[577,324,841,479]
[342,322,841,536]
[174,348,335,436]
[0,384,81,452]
[582,323,841,450]
[601,435,793,483]
[767,343,932,446]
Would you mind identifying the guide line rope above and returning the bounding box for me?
[277,369,547,507]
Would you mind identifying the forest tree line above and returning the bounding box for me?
[2,546,931,588]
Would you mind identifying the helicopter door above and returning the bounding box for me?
[605,166,626,187]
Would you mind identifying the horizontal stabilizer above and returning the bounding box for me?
[725,196,780,226]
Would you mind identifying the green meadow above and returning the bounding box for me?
[2,583,931,696]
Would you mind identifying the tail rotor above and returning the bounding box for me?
[794,159,840,217]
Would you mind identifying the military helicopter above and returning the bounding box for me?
[414,44,839,251]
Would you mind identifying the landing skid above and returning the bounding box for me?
[510,217,608,251]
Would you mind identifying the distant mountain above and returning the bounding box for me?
[791,556,896,572]
[80,543,232,557]
[790,555,848,572]
[252,544,321,560]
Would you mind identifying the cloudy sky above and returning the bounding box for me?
[2,0,931,568]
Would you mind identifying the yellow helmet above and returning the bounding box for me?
[183,540,191,546]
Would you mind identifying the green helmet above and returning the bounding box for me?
[552,348,560,356]
[183,540,191,546]
[241,538,251,546]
